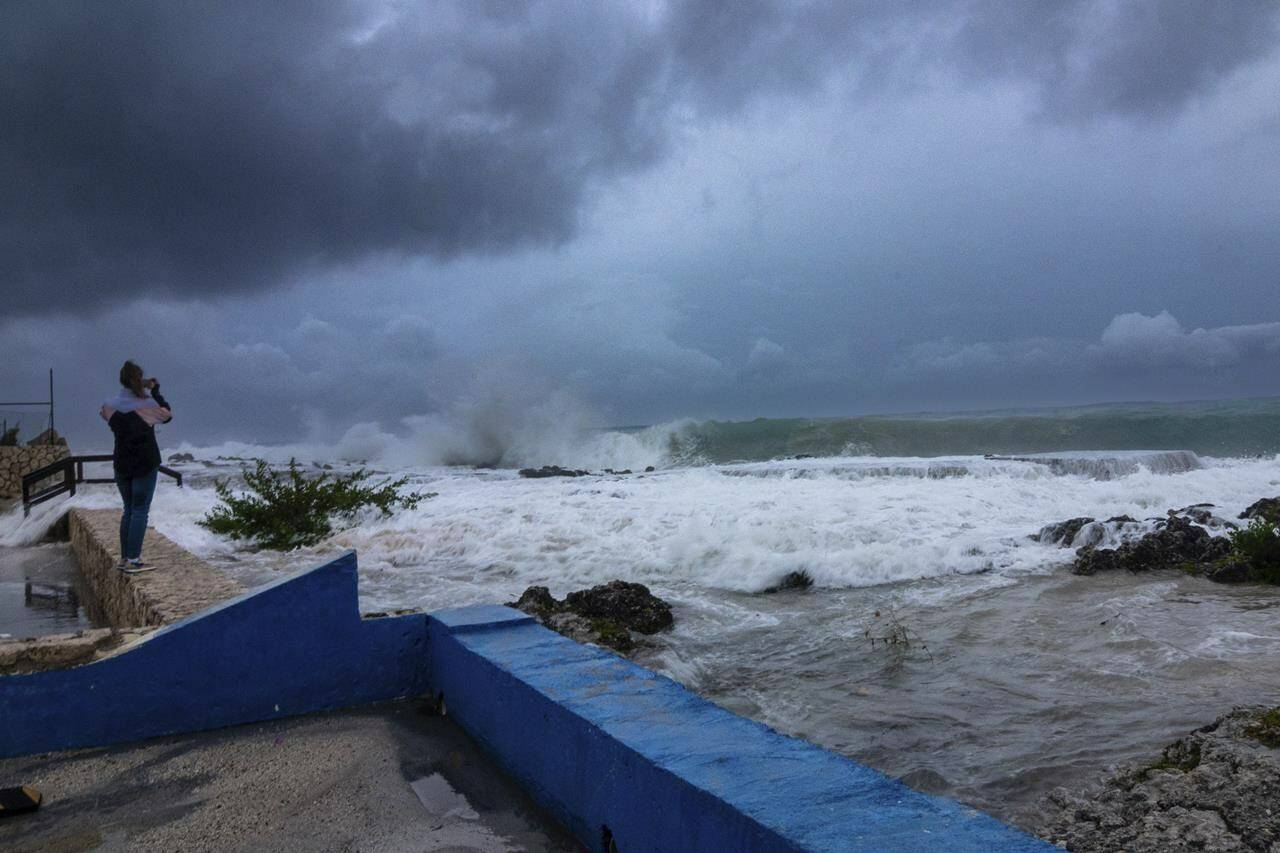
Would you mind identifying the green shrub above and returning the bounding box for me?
[0,426,18,446]
[1244,706,1280,748]
[198,459,433,550]
[1228,517,1280,584]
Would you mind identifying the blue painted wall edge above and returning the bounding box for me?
[428,605,1054,853]
[2,553,1052,851]
[0,551,428,758]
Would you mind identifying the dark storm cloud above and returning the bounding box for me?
[4,0,1278,314]
[952,0,1280,118]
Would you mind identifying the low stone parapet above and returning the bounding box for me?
[0,508,242,674]
[68,508,244,627]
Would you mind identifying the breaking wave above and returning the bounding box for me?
[167,396,1280,473]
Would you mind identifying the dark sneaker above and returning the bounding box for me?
[123,561,155,574]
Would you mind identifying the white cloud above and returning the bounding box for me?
[1091,311,1280,368]
[745,337,786,370]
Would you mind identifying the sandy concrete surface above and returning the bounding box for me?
[0,701,584,852]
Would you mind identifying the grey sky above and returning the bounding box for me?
[2,1,1279,450]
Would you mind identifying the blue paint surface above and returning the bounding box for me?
[3,557,1052,852]
[0,551,428,758]
[428,606,1053,853]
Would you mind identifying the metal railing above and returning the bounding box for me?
[22,455,183,517]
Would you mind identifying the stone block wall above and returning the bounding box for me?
[68,509,244,627]
[0,445,70,500]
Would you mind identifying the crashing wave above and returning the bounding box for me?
[984,450,1202,479]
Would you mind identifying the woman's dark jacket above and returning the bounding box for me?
[100,386,173,478]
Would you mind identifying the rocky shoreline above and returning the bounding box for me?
[1034,495,1280,586]
[1040,706,1280,851]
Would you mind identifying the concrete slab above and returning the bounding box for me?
[0,700,583,852]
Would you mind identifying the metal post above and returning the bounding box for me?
[48,367,55,441]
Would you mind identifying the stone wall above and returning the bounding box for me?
[68,508,244,628]
[0,445,69,500]
[0,508,244,675]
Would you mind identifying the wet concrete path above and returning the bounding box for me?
[0,700,583,852]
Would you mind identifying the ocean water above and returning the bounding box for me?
[2,398,1278,831]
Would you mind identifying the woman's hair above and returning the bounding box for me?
[120,360,146,398]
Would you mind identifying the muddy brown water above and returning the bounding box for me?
[648,569,1280,832]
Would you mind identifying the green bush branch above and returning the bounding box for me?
[198,458,434,550]
[1227,517,1280,584]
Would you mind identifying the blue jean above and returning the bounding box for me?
[115,469,158,561]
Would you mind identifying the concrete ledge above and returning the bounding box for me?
[428,607,1051,852]
[0,629,115,674]
[0,552,428,758]
[68,508,244,627]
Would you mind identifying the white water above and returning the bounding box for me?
[5,451,1276,611]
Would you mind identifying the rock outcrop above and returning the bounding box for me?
[1040,706,1280,852]
[509,581,673,654]
[564,580,674,634]
[518,465,590,478]
[1240,496,1280,524]
[1035,517,1096,547]
[761,570,814,593]
[1072,515,1231,576]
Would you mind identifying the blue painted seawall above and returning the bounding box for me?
[0,551,428,757]
[1,551,1052,851]
[429,605,1051,853]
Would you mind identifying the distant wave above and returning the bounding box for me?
[166,397,1280,472]
[718,450,1204,482]
[626,398,1280,467]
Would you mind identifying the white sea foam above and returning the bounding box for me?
[4,450,1276,613]
[158,454,1280,610]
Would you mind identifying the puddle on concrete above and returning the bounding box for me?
[0,543,97,638]
[411,772,481,821]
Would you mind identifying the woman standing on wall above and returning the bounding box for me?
[100,361,172,573]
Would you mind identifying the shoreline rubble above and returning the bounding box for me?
[1040,705,1280,852]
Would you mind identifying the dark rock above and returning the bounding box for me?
[167,452,196,463]
[1035,517,1095,547]
[1169,503,1236,529]
[564,580,673,634]
[518,465,590,478]
[602,468,632,475]
[1203,556,1255,584]
[508,580,674,653]
[1240,496,1280,524]
[644,466,656,473]
[1039,705,1280,852]
[1104,515,1137,524]
[546,612,633,653]
[510,585,559,620]
[1071,546,1122,576]
[1199,535,1233,563]
[761,570,814,593]
[1071,515,1222,576]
